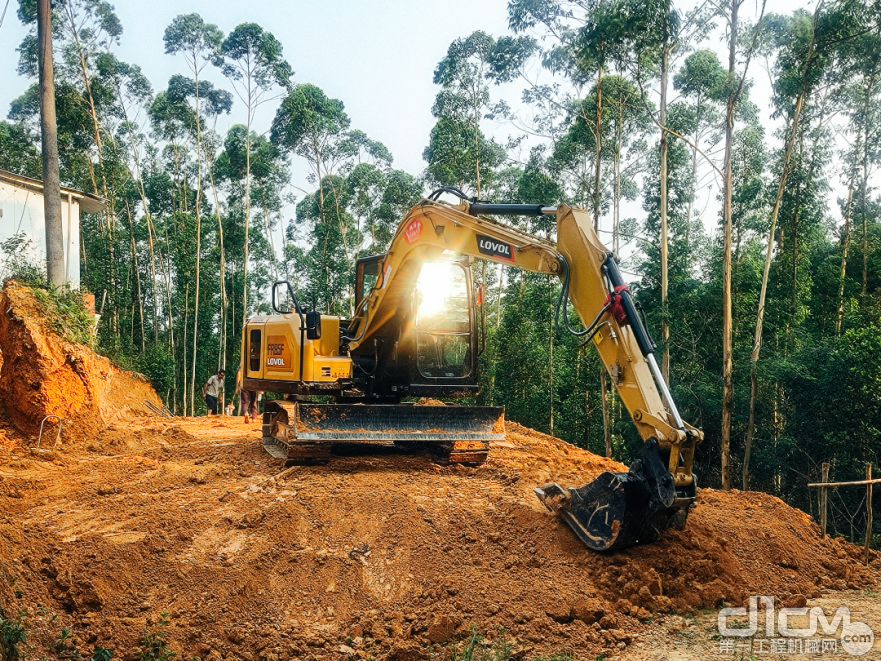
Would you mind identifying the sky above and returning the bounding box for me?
[0,0,827,261]
[0,0,513,177]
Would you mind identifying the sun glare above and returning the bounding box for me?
[416,262,466,318]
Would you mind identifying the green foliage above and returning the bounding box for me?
[423,31,508,196]
[163,14,223,61]
[138,613,176,661]
[221,23,293,92]
[271,84,350,161]
[89,648,114,661]
[438,628,511,661]
[0,610,27,661]
[31,286,96,348]
[0,121,41,178]
[1,233,45,287]
[136,344,176,397]
[55,627,82,658]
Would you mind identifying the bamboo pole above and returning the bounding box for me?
[820,462,829,538]
[865,464,873,565]
[807,478,881,487]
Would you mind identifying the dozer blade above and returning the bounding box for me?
[534,438,696,551]
[262,401,505,466]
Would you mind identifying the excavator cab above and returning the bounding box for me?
[352,253,480,397]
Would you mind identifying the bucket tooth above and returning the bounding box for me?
[535,438,695,551]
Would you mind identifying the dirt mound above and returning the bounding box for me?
[0,417,876,660]
[0,282,162,442]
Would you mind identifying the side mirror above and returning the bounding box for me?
[272,281,301,314]
[306,310,322,340]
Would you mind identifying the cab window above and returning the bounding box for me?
[249,329,262,373]
[414,262,472,378]
[355,256,383,308]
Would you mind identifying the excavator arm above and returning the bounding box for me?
[345,195,702,550]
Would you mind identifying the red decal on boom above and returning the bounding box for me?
[404,219,423,244]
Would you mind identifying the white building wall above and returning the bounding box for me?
[0,180,81,288]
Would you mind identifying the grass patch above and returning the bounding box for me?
[433,627,573,661]
[31,286,95,347]
[0,233,95,347]
[138,613,176,661]
[0,610,27,661]
[439,629,511,661]
[55,627,81,658]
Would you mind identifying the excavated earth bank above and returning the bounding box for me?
[0,282,161,439]
[0,283,877,660]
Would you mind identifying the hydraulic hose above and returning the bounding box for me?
[553,254,611,338]
[340,294,371,343]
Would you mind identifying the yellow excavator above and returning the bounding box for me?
[241,188,702,551]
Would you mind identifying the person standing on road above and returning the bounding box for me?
[203,369,225,416]
[236,365,258,424]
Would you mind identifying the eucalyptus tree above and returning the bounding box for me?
[714,0,768,490]
[370,169,424,253]
[95,53,168,343]
[835,22,881,332]
[272,84,361,309]
[219,22,293,330]
[743,1,868,490]
[672,49,727,230]
[15,0,122,196]
[163,12,223,414]
[339,129,393,261]
[0,121,41,177]
[425,31,507,197]
[346,162,386,262]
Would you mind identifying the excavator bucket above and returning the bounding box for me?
[534,438,695,551]
[262,401,505,466]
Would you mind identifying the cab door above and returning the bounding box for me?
[412,260,476,382]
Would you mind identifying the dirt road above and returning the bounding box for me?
[1,415,877,660]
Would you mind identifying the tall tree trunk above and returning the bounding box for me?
[64,3,116,251]
[593,58,612,460]
[243,110,253,327]
[261,191,279,281]
[37,0,65,288]
[860,70,877,301]
[720,0,740,491]
[659,24,670,384]
[614,105,622,258]
[125,199,146,352]
[837,179,855,335]
[118,93,166,344]
[602,372,611,458]
[743,92,806,490]
[743,9,818,489]
[182,283,189,416]
[207,160,228,376]
[190,71,204,417]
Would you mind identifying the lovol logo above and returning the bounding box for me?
[477,234,515,262]
[265,335,291,369]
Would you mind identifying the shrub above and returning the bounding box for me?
[139,613,176,661]
[0,610,27,661]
